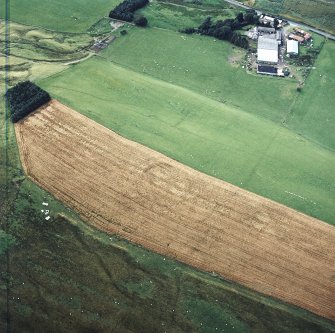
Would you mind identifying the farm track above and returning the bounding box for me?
[15,100,335,321]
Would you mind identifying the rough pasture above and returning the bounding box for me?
[15,100,335,321]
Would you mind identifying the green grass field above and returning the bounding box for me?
[101,27,297,123]
[286,41,335,150]
[37,56,335,225]
[1,0,118,32]
[0,22,94,86]
[137,1,238,31]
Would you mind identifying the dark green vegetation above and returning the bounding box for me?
[134,16,148,27]
[6,81,50,122]
[109,0,149,22]
[181,11,255,49]
[245,0,335,35]
[1,177,334,332]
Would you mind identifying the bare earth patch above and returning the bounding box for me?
[15,100,335,320]
[110,20,124,31]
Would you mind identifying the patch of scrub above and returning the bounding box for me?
[183,298,250,333]
[122,279,154,299]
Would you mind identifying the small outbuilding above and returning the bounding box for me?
[287,39,299,55]
[288,33,305,43]
[257,27,275,34]
[257,65,278,76]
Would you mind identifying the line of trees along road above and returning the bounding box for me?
[181,11,259,49]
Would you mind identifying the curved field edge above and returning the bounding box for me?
[37,57,335,225]
[14,101,335,320]
[2,182,334,333]
[99,27,335,151]
[1,95,334,333]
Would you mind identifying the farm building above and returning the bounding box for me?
[257,27,275,34]
[304,33,312,41]
[293,28,311,40]
[248,27,258,40]
[288,33,305,43]
[294,28,305,36]
[258,15,284,28]
[257,65,278,76]
[257,35,279,64]
[287,39,299,55]
[259,15,275,27]
[276,30,282,45]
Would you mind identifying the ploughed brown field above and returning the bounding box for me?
[15,100,335,320]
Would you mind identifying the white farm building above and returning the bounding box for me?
[287,39,299,55]
[257,35,279,64]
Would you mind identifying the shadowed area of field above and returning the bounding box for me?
[15,100,335,321]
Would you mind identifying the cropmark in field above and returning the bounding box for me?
[15,100,335,321]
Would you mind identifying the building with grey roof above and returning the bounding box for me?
[257,35,279,64]
[287,39,299,55]
[257,27,276,34]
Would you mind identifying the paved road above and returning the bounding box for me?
[224,0,335,40]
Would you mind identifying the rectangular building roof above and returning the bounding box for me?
[257,27,276,33]
[257,36,279,63]
[258,36,278,50]
[289,33,304,43]
[304,33,312,40]
[287,39,299,54]
[293,28,306,36]
[257,65,278,75]
[258,49,279,63]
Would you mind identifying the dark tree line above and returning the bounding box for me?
[5,81,51,123]
[180,11,259,49]
[109,0,149,23]
[134,15,148,27]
